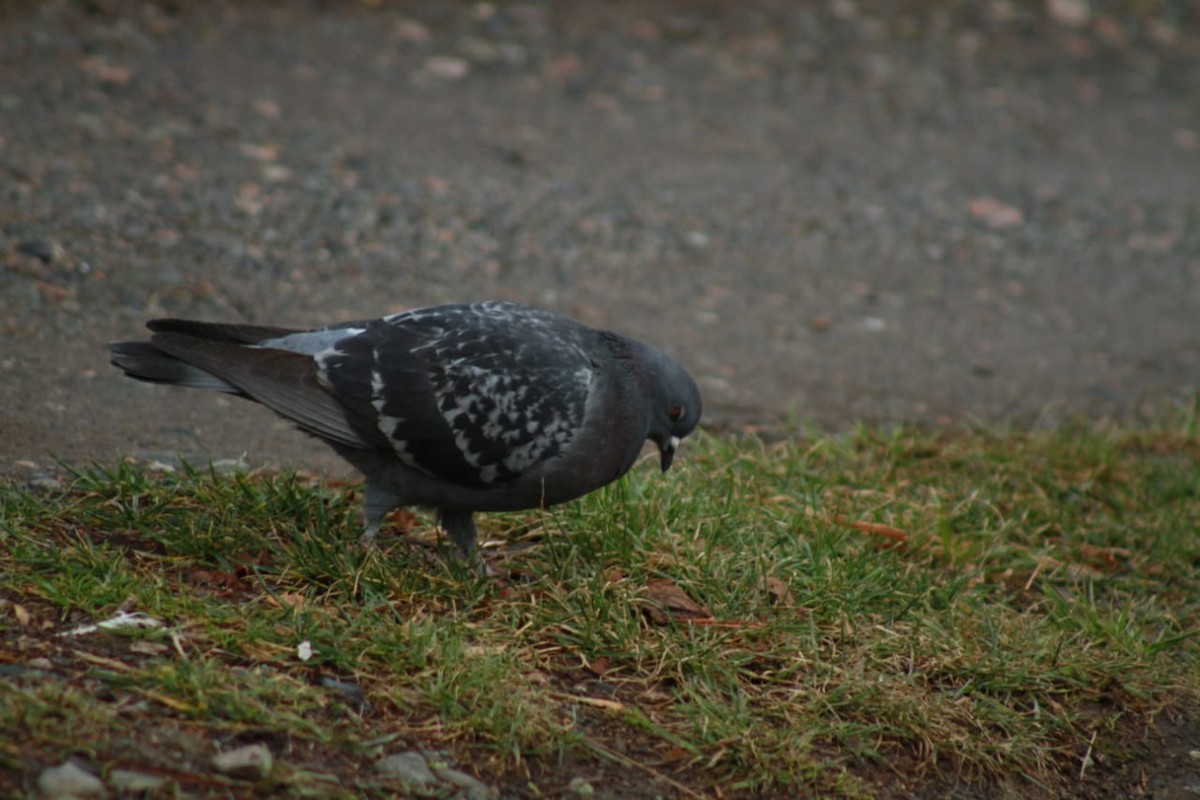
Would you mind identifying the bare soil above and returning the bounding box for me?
[2,0,1199,479]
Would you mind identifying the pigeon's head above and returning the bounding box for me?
[642,349,702,472]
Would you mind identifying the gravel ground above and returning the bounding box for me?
[1,0,1198,478]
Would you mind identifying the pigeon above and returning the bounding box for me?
[109,300,702,565]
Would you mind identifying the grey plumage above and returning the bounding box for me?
[109,301,702,565]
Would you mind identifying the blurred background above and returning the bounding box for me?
[1,0,1198,475]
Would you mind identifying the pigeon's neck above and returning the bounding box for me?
[600,331,637,361]
[600,332,654,381]
[600,331,661,419]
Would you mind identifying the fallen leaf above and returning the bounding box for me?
[659,746,692,763]
[587,656,612,675]
[1078,544,1133,571]
[762,577,795,607]
[241,642,283,662]
[276,592,307,609]
[385,507,417,536]
[188,568,240,590]
[602,567,627,584]
[642,578,713,625]
[831,515,909,544]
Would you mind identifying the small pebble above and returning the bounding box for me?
[212,743,273,780]
[861,316,887,333]
[108,769,166,792]
[971,363,996,377]
[431,762,496,799]
[209,456,249,474]
[423,56,470,81]
[376,752,437,792]
[38,760,104,798]
[319,675,368,710]
[17,239,62,263]
[568,776,596,796]
[458,37,501,64]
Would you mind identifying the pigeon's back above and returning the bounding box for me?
[317,302,605,489]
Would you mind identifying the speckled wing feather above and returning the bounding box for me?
[316,302,597,487]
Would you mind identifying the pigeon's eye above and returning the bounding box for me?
[668,405,684,421]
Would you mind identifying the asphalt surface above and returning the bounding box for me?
[2,0,1198,478]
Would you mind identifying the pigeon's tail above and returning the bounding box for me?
[108,318,302,394]
[145,318,300,345]
[109,340,240,393]
[110,322,381,451]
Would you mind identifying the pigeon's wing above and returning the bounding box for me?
[317,303,598,487]
[146,331,381,450]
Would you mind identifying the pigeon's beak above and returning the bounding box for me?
[659,435,681,472]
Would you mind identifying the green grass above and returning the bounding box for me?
[2,411,1199,797]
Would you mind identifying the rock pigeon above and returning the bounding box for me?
[109,301,702,564]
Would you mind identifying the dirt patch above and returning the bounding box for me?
[2,0,1199,479]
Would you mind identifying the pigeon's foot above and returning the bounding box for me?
[357,526,379,547]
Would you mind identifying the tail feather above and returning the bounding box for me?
[110,318,380,451]
[146,331,372,449]
[145,319,300,345]
[109,340,239,393]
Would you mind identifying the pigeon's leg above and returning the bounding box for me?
[359,481,404,545]
[435,508,478,558]
[436,508,494,576]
